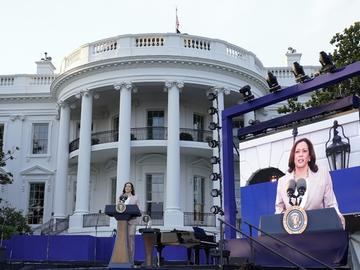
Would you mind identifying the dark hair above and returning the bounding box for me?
[288,138,318,173]
[122,182,135,195]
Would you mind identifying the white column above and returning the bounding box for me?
[53,101,70,219]
[74,90,93,215]
[164,81,183,227]
[114,82,132,199]
[211,88,225,212]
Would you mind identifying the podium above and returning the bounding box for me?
[105,204,141,268]
[259,207,343,235]
[139,228,160,267]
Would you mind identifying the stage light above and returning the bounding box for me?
[319,51,336,74]
[210,205,224,215]
[208,139,219,148]
[239,85,254,102]
[326,120,350,171]
[207,92,218,101]
[292,62,310,83]
[266,71,281,92]
[210,156,220,165]
[209,172,221,181]
[208,106,218,115]
[209,121,220,130]
[210,189,221,197]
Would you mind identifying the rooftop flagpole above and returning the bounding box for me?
[176,7,180,33]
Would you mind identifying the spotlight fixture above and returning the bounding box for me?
[207,92,218,101]
[209,172,221,181]
[210,205,224,215]
[208,106,218,115]
[319,51,336,74]
[210,156,220,165]
[209,122,221,130]
[208,139,219,148]
[292,62,310,83]
[210,189,221,197]
[239,85,254,102]
[266,71,281,92]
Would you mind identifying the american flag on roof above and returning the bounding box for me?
[176,7,180,34]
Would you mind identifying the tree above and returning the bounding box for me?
[0,147,30,242]
[0,205,31,241]
[278,21,360,113]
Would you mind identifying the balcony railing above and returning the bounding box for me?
[183,212,216,227]
[69,127,212,152]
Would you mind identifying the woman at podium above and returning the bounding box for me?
[275,138,345,228]
[121,181,140,263]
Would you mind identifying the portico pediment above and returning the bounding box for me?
[20,165,54,175]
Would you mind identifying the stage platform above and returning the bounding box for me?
[0,261,351,270]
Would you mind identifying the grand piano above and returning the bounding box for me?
[154,227,217,265]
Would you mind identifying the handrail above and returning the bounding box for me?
[243,221,336,270]
[218,218,307,270]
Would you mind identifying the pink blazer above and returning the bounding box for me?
[275,166,345,228]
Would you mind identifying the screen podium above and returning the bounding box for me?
[105,204,141,268]
[259,207,343,235]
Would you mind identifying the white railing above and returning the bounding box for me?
[30,75,56,85]
[135,36,164,47]
[0,77,15,86]
[93,40,118,54]
[183,37,210,50]
[268,68,294,79]
[0,75,54,92]
[58,34,265,75]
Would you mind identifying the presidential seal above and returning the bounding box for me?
[115,201,127,213]
[283,206,308,234]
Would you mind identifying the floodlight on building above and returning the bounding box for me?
[210,189,221,197]
[209,172,221,181]
[239,85,254,102]
[208,106,218,115]
[292,62,310,83]
[208,139,219,148]
[207,92,218,101]
[210,156,220,165]
[319,51,336,74]
[210,205,224,215]
[209,121,221,130]
[266,71,281,92]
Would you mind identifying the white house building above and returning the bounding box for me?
[0,33,322,235]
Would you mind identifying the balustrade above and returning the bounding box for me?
[0,76,14,86]
[183,38,211,50]
[68,127,212,152]
[135,36,164,47]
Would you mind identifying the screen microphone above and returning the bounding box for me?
[286,179,296,198]
[119,194,128,202]
[297,178,307,196]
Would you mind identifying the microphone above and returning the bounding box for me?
[119,194,128,202]
[286,179,296,206]
[286,179,296,198]
[297,178,307,196]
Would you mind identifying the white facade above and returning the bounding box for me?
[0,33,318,235]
